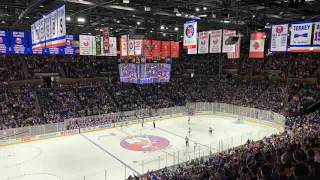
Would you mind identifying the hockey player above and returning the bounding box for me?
[153,120,155,128]
[209,127,213,135]
[142,118,144,127]
[121,121,123,129]
[188,127,191,136]
[185,136,189,147]
[188,117,190,124]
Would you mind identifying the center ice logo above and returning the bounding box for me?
[120,135,169,151]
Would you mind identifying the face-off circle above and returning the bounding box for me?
[120,135,170,151]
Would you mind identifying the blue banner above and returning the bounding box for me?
[11,31,27,54]
[62,34,76,55]
[0,30,9,54]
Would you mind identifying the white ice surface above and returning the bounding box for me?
[0,115,277,180]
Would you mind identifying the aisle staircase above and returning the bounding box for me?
[20,56,30,79]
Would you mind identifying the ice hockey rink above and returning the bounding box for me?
[0,115,278,180]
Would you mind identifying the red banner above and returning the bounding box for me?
[142,40,152,57]
[152,40,161,57]
[170,41,180,58]
[161,41,171,57]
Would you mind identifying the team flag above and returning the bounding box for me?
[249,32,265,58]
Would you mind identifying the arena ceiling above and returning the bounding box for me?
[0,0,319,41]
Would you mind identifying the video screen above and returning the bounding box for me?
[139,63,171,84]
[118,64,138,83]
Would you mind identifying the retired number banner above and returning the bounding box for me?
[313,21,320,52]
[290,21,312,52]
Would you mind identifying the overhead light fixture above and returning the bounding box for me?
[176,13,182,16]
[190,15,195,18]
[116,20,120,23]
[26,16,29,19]
[123,0,130,3]
[144,6,151,11]
[195,8,199,11]
[212,14,216,18]
[66,17,71,21]
[199,14,207,17]
[79,0,83,1]
[39,5,44,8]
[174,27,179,31]
[132,14,136,17]
[163,33,166,36]
[109,27,113,29]
[185,14,188,17]
[160,25,164,30]
[137,21,140,25]
[203,7,207,10]
[150,30,153,33]
[88,33,91,35]
[77,17,85,22]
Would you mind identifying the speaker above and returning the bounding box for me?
[225,36,239,45]
[128,28,146,39]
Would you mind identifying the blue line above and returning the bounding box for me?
[80,134,140,175]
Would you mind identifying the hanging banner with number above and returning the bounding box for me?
[80,35,94,55]
[290,21,312,52]
[270,24,289,52]
[106,37,117,56]
[313,21,320,52]
[198,31,209,54]
[11,31,27,54]
[55,4,66,47]
[152,40,161,57]
[183,19,197,49]
[209,30,222,53]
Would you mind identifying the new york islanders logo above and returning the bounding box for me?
[15,38,22,44]
[212,38,219,45]
[83,41,89,46]
[201,40,206,46]
[129,42,134,50]
[0,37,3,43]
[185,25,194,38]
[120,135,169,151]
[276,26,283,33]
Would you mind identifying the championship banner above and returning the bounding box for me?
[102,27,110,53]
[106,37,117,56]
[222,30,236,53]
[55,4,66,47]
[198,31,209,54]
[183,19,197,49]
[50,9,58,47]
[134,40,142,55]
[128,39,135,56]
[120,35,128,56]
[152,40,161,57]
[31,20,42,52]
[79,35,94,55]
[313,21,320,52]
[209,30,222,53]
[249,32,265,58]
[44,15,51,47]
[11,31,27,54]
[270,24,289,52]
[161,41,171,57]
[0,30,9,54]
[142,40,152,57]
[170,41,179,58]
[63,34,76,55]
[187,46,197,54]
[290,21,312,52]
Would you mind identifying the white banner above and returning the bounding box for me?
[209,30,222,53]
[128,39,135,56]
[106,37,117,56]
[79,35,94,55]
[120,35,128,56]
[270,24,289,52]
[290,21,312,52]
[183,19,197,49]
[32,20,41,50]
[222,30,236,53]
[39,18,45,49]
[134,40,142,55]
[55,5,66,47]
[92,36,96,56]
[44,15,51,46]
[313,21,320,52]
[198,31,209,54]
